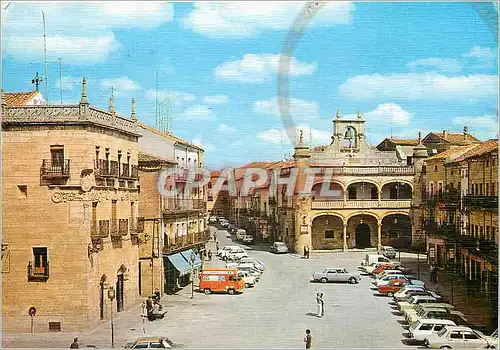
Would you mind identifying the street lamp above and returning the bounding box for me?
[107,286,116,348]
[190,252,196,299]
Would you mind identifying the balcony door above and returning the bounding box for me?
[50,145,64,169]
[33,247,48,274]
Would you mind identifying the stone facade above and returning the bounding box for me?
[1,82,142,333]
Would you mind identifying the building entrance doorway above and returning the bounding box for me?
[116,271,125,312]
[99,275,106,320]
[355,224,371,248]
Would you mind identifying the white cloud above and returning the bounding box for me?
[144,89,196,105]
[192,137,217,152]
[215,54,317,83]
[202,95,229,105]
[339,72,498,101]
[182,2,354,38]
[54,76,82,91]
[407,58,461,74]
[217,124,236,134]
[464,46,496,59]
[253,97,320,121]
[452,115,498,139]
[2,2,173,64]
[256,124,331,145]
[356,103,413,125]
[100,76,140,95]
[178,105,214,121]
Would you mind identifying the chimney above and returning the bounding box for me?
[442,130,447,139]
[464,126,468,140]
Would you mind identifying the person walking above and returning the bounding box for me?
[69,337,80,349]
[304,329,312,349]
[208,250,212,261]
[305,245,310,259]
[316,293,323,318]
[303,245,307,259]
[319,293,324,317]
[429,263,435,282]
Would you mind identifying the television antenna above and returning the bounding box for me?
[41,10,49,103]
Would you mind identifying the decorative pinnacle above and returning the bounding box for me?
[418,131,422,143]
[357,110,362,119]
[80,77,88,104]
[131,98,137,120]
[336,108,341,119]
[108,96,115,114]
[299,129,304,144]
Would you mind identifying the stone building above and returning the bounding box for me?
[418,139,498,328]
[1,80,141,332]
[136,122,208,296]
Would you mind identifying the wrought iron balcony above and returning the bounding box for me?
[109,161,119,177]
[110,219,120,237]
[40,159,70,180]
[27,261,49,281]
[163,199,206,212]
[121,165,130,178]
[98,220,110,238]
[119,219,129,236]
[464,195,498,210]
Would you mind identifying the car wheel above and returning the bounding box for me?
[320,277,328,283]
[348,277,357,284]
[245,283,250,288]
[203,288,211,295]
[228,288,235,295]
[439,346,451,349]
[387,291,394,297]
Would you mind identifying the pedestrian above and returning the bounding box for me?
[429,263,435,282]
[69,337,79,349]
[208,250,212,261]
[316,293,323,318]
[433,266,439,283]
[319,292,324,316]
[216,242,220,252]
[305,245,310,259]
[304,329,312,349]
[303,245,307,259]
[146,296,154,321]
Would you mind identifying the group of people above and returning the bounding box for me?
[145,289,162,321]
[199,248,213,261]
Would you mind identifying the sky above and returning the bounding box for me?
[2,1,499,169]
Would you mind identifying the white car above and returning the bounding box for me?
[209,216,217,222]
[408,319,457,343]
[237,265,261,281]
[226,247,248,261]
[218,245,239,258]
[424,326,490,349]
[373,274,408,287]
[237,270,256,288]
[239,257,265,271]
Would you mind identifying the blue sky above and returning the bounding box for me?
[2,1,498,169]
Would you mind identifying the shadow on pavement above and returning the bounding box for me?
[372,293,387,297]
[397,320,408,325]
[391,311,403,316]
[305,312,320,317]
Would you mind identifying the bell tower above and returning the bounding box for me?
[331,109,367,151]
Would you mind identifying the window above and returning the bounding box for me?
[150,342,164,349]
[371,187,378,199]
[208,182,212,189]
[50,145,64,167]
[486,160,490,167]
[475,184,478,195]
[336,269,346,274]
[430,183,434,195]
[450,332,462,339]
[479,183,483,195]
[475,225,479,237]
[33,247,48,273]
[463,332,479,340]
[132,343,148,349]
[324,230,334,239]
[486,183,490,195]
[229,276,238,282]
[433,325,445,331]
[479,226,483,239]
[492,182,496,196]
[434,165,438,172]
[419,324,433,331]
[348,187,357,200]
[486,226,490,240]
[492,158,495,167]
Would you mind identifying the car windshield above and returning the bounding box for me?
[407,296,414,304]
[437,327,448,337]
[163,338,174,347]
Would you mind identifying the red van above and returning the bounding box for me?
[199,268,245,295]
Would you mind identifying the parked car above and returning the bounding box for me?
[199,268,245,295]
[239,257,265,271]
[361,254,401,267]
[226,247,248,261]
[270,242,288,254]
[237,270,256,288]
[217,245,239,258]
[242,235,254,244]
[406,303,456,324]
[408,319,457,344]
[220,220,229,228]
[236,229,247,240]
[483,329,498,349]
[373,274,408,287]
[398,295,438,314]
[311,268,361,284]
[237,264,261,281]
[393,286,427,301]
[378,246,397,259]
[375,269,407,279]
[377,279,408,296]
[372,264,412,276]
[209,216,217,223]
[124,336,175,349]
[423,326,490,349]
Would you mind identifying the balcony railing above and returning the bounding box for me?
[110,161,119,177]
[40,159,70,179]
[464,195,498,210]
[121,165,130,178]
[131,165,138,179]
[162,230,210,254]
[129,217,137,233]
[98,220,110,238]
[27,261,49,281]
[119,219,129,236]
[310,165,414,176]
[110,219,119,236]
[163,199,206,212]
[311,199,411,209]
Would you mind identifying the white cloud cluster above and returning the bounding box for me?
[144,89,196,105]
[464,46,496,59]
[452,115,498,139]
[2,2,174,64]
[406,58,461,74]
[256,124,331,145]
[215,54,317,83]
[361,103,413,125]
[100,76,140,95]
[253,97,320,121]
[339,72,498,101]
[178,105,214,121]
[183,2,354,38]
[202,95,229,105]
[217,124,236,134]
[192,137,217,152]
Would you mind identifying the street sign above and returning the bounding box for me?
[28,306,36,316]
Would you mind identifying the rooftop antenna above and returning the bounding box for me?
[155,69,159,130]
[57,58,62,104]
[41,10,49,103]
[309,126,312,148]
[31,72,43,91]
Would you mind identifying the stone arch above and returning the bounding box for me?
[380,180,413,200]
[312,179,346,192]
[346,180,380,200]
[311,214,345,250]
[346,212,380,248]
[346,211,380,221]
[311,181,345,200]
[311,212,346,224]
[381,179,414,190]
[380,213,412,248]
[346,179,380,191]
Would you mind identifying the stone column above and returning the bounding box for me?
[294,196,312,254]
[377,221,382,249]
[343,223,348,251]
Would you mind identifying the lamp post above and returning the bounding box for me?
[190,253,195,299]
[107,286,116,348]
